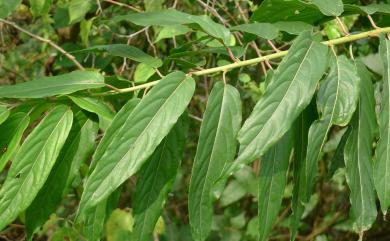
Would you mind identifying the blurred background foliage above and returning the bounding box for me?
[1,0,390,240]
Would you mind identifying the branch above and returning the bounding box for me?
[100,26,390,95]
[0,18,85,71]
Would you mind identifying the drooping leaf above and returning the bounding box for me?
[0,106,10,125]
[25,111,98,238]
[30,0,52,16]
[312,0,343,16]
[187,15,232,45]
[155,25,191,43]
[132,114,188,241]
[0,71,104,99]
[374,35,390,216]
[225,31,328,177]
[231,23,279,40]
[293,54,360,234]
[0,0,22,18]
[68,0,93,24]
[0,112,30,172]
[78,44,162,68]
[0,105,73,230]
[289,102,317,240]
[189,82,242,241]
[77,71,195,215]
[344,61,377,234]
[258,131,293,241]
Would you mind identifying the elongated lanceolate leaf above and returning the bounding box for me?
[78,71,195,215]
[0,105,73,230]
[374,35,390,215]
[345,61,377,233]
[25,111,98,238]
[225,31,328,177]
[231,23,279,40]
[0,106,9,125]
[68,96,114,121]
[189,82,242,241]
[312,0,343,16]
[0,112,30,172]
[133,114,188,241]
[258,131,293,241]
[77,45,162,68]
[0,71,104,98]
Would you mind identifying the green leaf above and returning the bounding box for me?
[231,23,279,40]
[113,9,192,26]
[272,21,313,35]
[344,3,390,15]
[374,35,390,216]
[0,112,30,172]
[289,103,317,240]
[77,71,195,215]
[189,82,242,241]
[0,0,22,18]
[132,114,188,241]
[25,111,98,238]
[78,44,162,68]
[68,0,93,24]
[0,106,10,125]
[187,15,232,45]
[312,0,343,16]
[155,25,191,43]
[226,31,328,176]
[0,105,73,230]
[293,54,360,233]
[258,131,293,241]
[344,61,377,233]
[134,63,156,83]
[30,0,52,16]
[0,71,104,99]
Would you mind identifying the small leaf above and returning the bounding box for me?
[374,35,390,216]
[0,71,104,99]
[344,61,377,233]
[0,106,10,125]
[132,114,188,241]
[258,131,293,241]
[231,23,279,40]
[77,71,195,215]
[134,63,156,83]
[189,82,242,241]
[0,0,22,18]
[155,25,191,43]
[272,21,313,35]
[187,15,232,45]
[0,105,73,230]
[225,31,328,177]
[312,0,343,16]
[25,111,98,238]
[68,95,115,124]
[0,112,30,172]
[78,44,162,68]
[30,0,52,16]
[114,9,192,26]
[68,0,93,24]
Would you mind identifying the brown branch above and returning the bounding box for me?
[0,18,85,70]
[102,0,142,12]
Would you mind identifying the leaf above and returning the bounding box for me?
[134,63,156,83]
[68,95,115,123]
[344,3,390,15]
[272,21,313,35]
[0,105,73,230]
[189,82,242,241]
[0,106,10,125]
[258,131,293,241]
[0,0,22,18]
[30,0,52,16]
[312,0,343,16]
[344,60,377,233]
[144,0,164,12]
[113,9,192,26]
[231,23,279,40]
[78,44,162,68]
[289,102,317,240]
[374,35,390,216]
[25,111,98,238]
[293,54,360,233]
[187,15,232,45]
[0,112,30,172]
[155,25,191,43]
[77,71,195,215]
[106,208,134,241]
[0,71,104,99]
[68,0,93,24]
[225,31,328,177]
[250,0,323,24]
[132,114,188,241]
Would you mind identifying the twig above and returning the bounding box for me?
[367,15,379,29]
[0,18,85,70]
[144,28,157,56]
[102,0,142,12]
[303,212,342,241]
[196,0,227,25]
[336,16,350,36]
[268,40,281,52]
